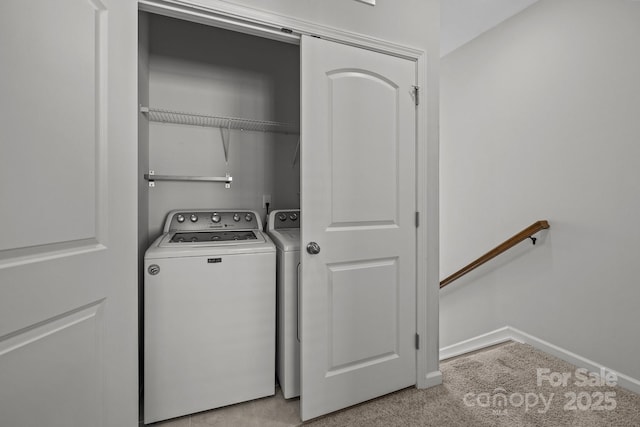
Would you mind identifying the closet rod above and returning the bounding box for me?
[144,172,233,187]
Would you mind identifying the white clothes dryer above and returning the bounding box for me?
[266,209,300,399]
[144,209,275,424]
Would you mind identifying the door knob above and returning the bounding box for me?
[306,242,321,255]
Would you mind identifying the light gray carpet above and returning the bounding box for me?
[152,342,640,426]
[306,342,640,427]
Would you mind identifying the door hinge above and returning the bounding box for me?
[415,333,420,350]
[415,212,420,228]
[412,85,420,106]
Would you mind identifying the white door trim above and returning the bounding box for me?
[137,0,439,391]
[138,0,424,58]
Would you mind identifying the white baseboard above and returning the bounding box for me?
[439,326,520,360]
[439,326,640,396]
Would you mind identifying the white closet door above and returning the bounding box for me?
[300,35,417,421]
[0,1,138,426]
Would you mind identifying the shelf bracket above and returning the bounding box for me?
[147,170,156,187]
[220,120,231,164]
[292,137,300,168]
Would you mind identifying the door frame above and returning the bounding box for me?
[138,0,440,390]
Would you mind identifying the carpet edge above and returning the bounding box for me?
[440,325,640,396]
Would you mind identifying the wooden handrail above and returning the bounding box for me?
[440,220,550,289]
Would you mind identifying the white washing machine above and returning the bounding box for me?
[266,209,300,399]
[144,209,275,424]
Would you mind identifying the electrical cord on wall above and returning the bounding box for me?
[264,202,270,230]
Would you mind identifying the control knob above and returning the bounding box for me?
[289,213,298,221]
[176,214,185,223]
[245,213,253,222]
[233,213,241,222]
[190,214,198,222]
[278,213,287,222]
[211,213,221,223]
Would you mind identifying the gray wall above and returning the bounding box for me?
[440,0,640,380]
[145,14,300,240]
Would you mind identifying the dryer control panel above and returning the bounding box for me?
[268,209,300,231]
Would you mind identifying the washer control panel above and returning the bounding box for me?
[165,210,262,232]
[268,209,300,231]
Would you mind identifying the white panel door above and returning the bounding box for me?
[0,1,137,426]
[300,35,417,421]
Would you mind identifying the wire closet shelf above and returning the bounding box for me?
[140,106,299,135]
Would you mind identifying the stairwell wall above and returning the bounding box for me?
[440,0,640,381]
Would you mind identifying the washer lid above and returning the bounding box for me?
[167,230,261,244]
[145,231,275,259]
